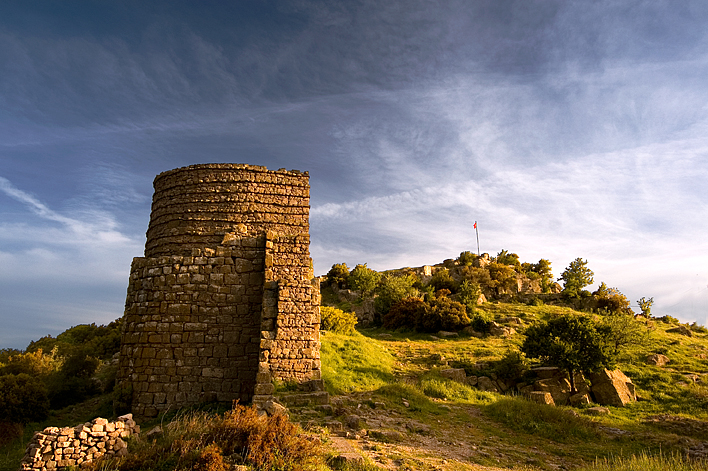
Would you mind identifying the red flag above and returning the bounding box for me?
[474,222,477,229]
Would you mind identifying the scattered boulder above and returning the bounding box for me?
[534,378,571,405]
[264,400,288,416]
[667,325,693,337]
[646,354,670,366]
[570,393,591,406]
[527,391,555,406]
[437,331,459,338]
[477,376,499,393]
[585,407,611,416]
[462,326,484,338]
[440,368,467,383]
[588,369,636,407]
[345,415,363,430]
[488,322,516,337]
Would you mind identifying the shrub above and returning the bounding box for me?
[458,251,477,266]
[422,296,470,332]
[495,249,521,269]
[383,297,428,330]
[458,280,482,307]
[637,296,654,317]
[326,263,350,288]
[469,311,493,333]
[494,350,528,381]
[347,263,381,297]
[95,405,322,471]
[597,312,647,357]
[594,282,632,314]
[428,268,456,293]
[487,262,517,292]
[0,348,62,376]
[320,306,358,335]
[374,273,418,319]
[0,373,50,424]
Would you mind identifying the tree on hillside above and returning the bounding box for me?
[347,263,381,297]
[559,258,594,298]
[521,314,614,394]
[326,263,350,288]
[374,273,419,321]
[637,297,654,318]
[593,282,632,314]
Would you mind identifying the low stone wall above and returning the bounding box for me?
[20,415,140,470]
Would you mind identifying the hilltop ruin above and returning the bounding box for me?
[116,164,321,418]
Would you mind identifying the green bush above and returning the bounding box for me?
[326,263,350,288]
[0,373,50,424]
[422,296,470,332]
[458,280,481,307]
[487,262,517,292]
[457,251,477,266]
[347,263,381,296]
[320,306,358,335]
[374,273,418,320]
[594,282,632,314]
[494,350,528,380]
[428,268,456,293]
[521,314,614,393]
[383,297,428,330]
[495,249,521,269]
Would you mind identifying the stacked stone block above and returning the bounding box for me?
[117,164,321,418]
[20,415,139,470]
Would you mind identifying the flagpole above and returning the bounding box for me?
[475,221,480,256]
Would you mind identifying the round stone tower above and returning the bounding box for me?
[116,164,322,419]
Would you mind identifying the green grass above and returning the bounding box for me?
[320,331,395,395]
[482,397,599,443]
[575,452,708,471]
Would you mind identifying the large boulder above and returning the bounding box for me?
[528,391,555,406]
[588,369,636,407]
[534,378,571,405]
[440,368,467,383]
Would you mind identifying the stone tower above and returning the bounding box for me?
[116,164,321,418]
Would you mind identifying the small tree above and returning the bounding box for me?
[597,312,648,358]
[428,268,456,293]
[326,263,350,288]
[374,273,419,320]
[594,282,632,314]
[458,280,482,308]
[521,314,613,394]
[559,258,594,298]
[347,263,381,297]
[637,297,654,317]
[458,251,477,266]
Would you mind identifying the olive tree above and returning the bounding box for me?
[521,314,613,394]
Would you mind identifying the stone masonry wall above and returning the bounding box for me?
[117,164,320,419]
[20,415,140,471]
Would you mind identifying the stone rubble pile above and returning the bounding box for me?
[20,414,140,470]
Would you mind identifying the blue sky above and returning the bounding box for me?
[2,0,708,349]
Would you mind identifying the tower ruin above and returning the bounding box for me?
[116,164,321,418]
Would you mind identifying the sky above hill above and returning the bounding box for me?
[2,0,708,349]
